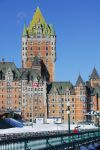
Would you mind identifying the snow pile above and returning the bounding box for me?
[0,123,97,135]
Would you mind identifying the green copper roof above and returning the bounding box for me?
[47,81,74,95]
[27,7,55,37]
[19,68,41,80]
[22,23,28,37]
[0,62,21,80]
[49,24,55,36]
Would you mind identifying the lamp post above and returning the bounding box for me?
[67,101,70,133]
[96,111,99,127]
[37,76,40,119]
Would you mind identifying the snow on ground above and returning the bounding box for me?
[0,123,98,135]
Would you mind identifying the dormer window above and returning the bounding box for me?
[12,71,15,79]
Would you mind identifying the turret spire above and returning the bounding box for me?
[90,67,99,79]
[76,74,85,86]
[22,23,28,37]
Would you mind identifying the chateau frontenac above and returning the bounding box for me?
[0,7,100,124]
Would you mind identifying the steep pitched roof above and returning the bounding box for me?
[76,74,85,86]
[0,62,21,80]
[49,24,55,36]
[90,67,99,79]
[27,7,55,36]
[22,23,28,37]
[18,68,40,80]
[47,81,74,95]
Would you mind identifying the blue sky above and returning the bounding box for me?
[0,0,100,84]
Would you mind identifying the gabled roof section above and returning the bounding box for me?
[28,7,55,36]
[90,67,100,79]
[19,68,40,81]
[32,56,41,66]
[0,62,21,80]
[76,74,85,86]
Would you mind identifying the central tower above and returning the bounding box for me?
[22,7,56,82]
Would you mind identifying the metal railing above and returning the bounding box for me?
[0,129,100,150]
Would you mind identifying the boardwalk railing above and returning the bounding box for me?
[0,129,100,150]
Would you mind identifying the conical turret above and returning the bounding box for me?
[90,67,99,79]
[22,23,28,37]
[76,74,85,86]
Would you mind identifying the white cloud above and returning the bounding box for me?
[17,12,27,23]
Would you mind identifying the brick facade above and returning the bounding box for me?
[0,7,100,124]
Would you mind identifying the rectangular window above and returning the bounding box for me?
[61,98,64,102]
[46,53,48,56]
[91,104,93,108]
[46,47,48,50]
[38,47,40,50]
[41,88,43,91]
[62,104,64,107]
[80,90,83,95]
[58,98,61,101]
[62,116,64,120]
[30,113,32,117]
[62,110,64,113]
[58,104,61,107]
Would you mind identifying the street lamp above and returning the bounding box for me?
[37,76,40,119]
[96,111,99,127]
[67,101,70,133]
